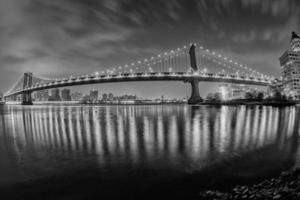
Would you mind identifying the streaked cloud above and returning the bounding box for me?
[0,0,300,97]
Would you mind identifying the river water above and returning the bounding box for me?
[0,105,299,199]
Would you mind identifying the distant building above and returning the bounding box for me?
[102,93,108,101]
[90,89,98,101]
[108,93,114,101]
[61,88,71,101]
[279,32,300,99]
[71,92,83,101]
[81,95,91,102]
[218,84,250,100]
[49,88,61,101]
[35,90,49,101]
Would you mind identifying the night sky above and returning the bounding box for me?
[0,0,300,98]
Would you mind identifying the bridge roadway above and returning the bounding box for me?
[5,72,274,97]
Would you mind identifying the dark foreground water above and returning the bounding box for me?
[0,105,299,199]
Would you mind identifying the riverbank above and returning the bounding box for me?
[199,167,300,200]
[200,100,296,106]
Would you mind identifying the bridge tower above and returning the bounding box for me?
[21,72,33,105]
[188,44,202,104]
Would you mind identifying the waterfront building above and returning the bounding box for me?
[71,92,83,101]
[49,88,61,101]
[218,84,250,100]
[90,89,98,101]
[81,95,91,102]
[108,93,114,101]
[35,90,49,101]
[102,93,108,101]
[61,89,71,101]
[279,32,300,99]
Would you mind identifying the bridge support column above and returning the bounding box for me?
[187,44,202,104]
[21,72,33,105]
[22,92,33,105]
[188,79,202,104]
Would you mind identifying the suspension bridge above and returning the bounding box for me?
[3,44,277,105]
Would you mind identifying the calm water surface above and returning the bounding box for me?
[0,105,299,199]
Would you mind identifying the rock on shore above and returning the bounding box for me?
[199,167,300,200]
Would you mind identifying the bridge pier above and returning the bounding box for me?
[22,92,33,105]
[21,72,33,105]
[187,44,203,104]
[188,79,202,104]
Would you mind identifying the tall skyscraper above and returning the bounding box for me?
[279,32,300,99]
[61,88,71,101]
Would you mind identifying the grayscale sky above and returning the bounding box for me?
[0,0,299,98]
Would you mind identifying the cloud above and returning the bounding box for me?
[1,0,300,96]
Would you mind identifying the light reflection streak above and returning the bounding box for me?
[128,110,138,163]
[258,107,267,147]
[191,112,201,160]
[93,108,103,159]
[76,107,83,151]
[68,107,76,152]
[169,115,178,159]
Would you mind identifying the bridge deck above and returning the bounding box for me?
[4,72,274,97]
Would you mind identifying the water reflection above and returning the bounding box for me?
[0,105,299,179]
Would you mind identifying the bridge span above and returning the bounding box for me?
[3,44,277,105]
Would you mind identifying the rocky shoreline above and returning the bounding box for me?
[199,167,300,200]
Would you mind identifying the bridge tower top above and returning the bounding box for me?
[189,44,198,71]
[23,72,33,89]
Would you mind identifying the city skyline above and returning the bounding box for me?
[0,0,300,98]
